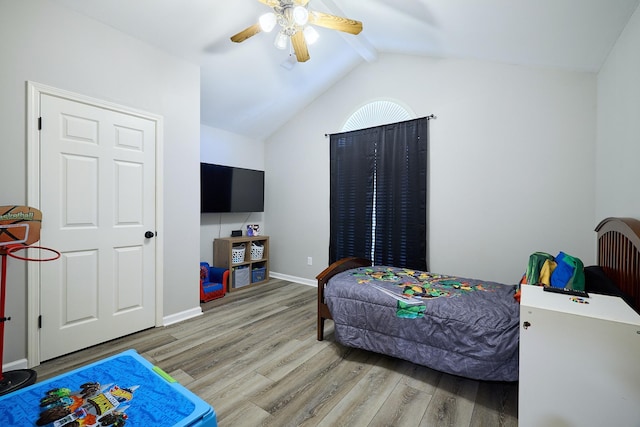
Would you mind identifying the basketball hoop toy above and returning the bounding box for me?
[0,206,60,396]
[2,244,61,262]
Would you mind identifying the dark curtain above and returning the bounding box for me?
[329,127,377,262]
[329,118,428,270]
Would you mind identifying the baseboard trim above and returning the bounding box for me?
[270,271,316,287]
[163,306,202,326]
[3,310,204,369]
[2,358,28,372]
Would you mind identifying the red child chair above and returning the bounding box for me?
[200,262,228,302]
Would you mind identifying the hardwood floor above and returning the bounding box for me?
[34,279,518,427]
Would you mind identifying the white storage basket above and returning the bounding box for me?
[231,244,245,264]
[250,242,264,260]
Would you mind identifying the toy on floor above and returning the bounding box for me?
[35,382,135,426]
[0,350,218,426]
[0,205,60,396]
[199,263,228,302]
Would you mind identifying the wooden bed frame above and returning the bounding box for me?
[316,257,371,340]
[595,217,640,311]
[317,217,640,341]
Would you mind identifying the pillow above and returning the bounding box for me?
[584,266,622,296]
[200,262,210,282]
[584,266,637,312]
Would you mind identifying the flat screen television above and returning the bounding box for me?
[200,163,265,213]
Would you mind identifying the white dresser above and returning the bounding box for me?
[519,284,640,427]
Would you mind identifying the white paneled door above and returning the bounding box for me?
[38,93,157,361]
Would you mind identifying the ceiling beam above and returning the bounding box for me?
[314,0,378,62]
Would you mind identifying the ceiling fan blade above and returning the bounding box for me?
[309,11,362,35]
[291,31,310,62]
[257,0,308,8]
[230,23,262,43]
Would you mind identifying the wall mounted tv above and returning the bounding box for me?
[200,163,265,213]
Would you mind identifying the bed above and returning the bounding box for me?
[316,217,640,382]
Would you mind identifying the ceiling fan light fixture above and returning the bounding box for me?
[274,31,288,50]
[303,26,319,45]
[230,0,363,62]
[292,6,309,26]
[259,12,277,32]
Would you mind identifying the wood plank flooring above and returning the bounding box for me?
[34,279,518,427]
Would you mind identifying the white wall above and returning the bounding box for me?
[266,53,597,285]
[597,4,640,219]
[200,125,265,264]
[0,1,201,364]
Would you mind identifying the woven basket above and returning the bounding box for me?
[231,244,245,264]
[250,242,264,260]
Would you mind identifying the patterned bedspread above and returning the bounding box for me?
[325,266,520,381]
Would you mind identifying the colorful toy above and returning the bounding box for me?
[35,382,137,427]
[0,350,217,426]
[0,206,60,395]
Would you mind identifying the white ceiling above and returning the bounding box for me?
[51,0,639,139]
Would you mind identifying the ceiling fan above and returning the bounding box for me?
[230,0,363,63]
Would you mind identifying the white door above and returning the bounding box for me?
[38,93,157,361]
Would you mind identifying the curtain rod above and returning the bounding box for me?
[324,114,436,137]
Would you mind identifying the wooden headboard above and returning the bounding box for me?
[595,217,640,312]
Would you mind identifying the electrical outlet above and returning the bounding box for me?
[307,257,313,266]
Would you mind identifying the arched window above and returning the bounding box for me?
[342,100,413,132]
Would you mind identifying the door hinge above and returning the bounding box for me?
[38,117,42,130]
[38,315,42,329]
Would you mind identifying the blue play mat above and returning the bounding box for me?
[0,350,216,426]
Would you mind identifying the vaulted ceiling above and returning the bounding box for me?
[51,0,639,139]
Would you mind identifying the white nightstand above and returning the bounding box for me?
[519,284,640,427]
